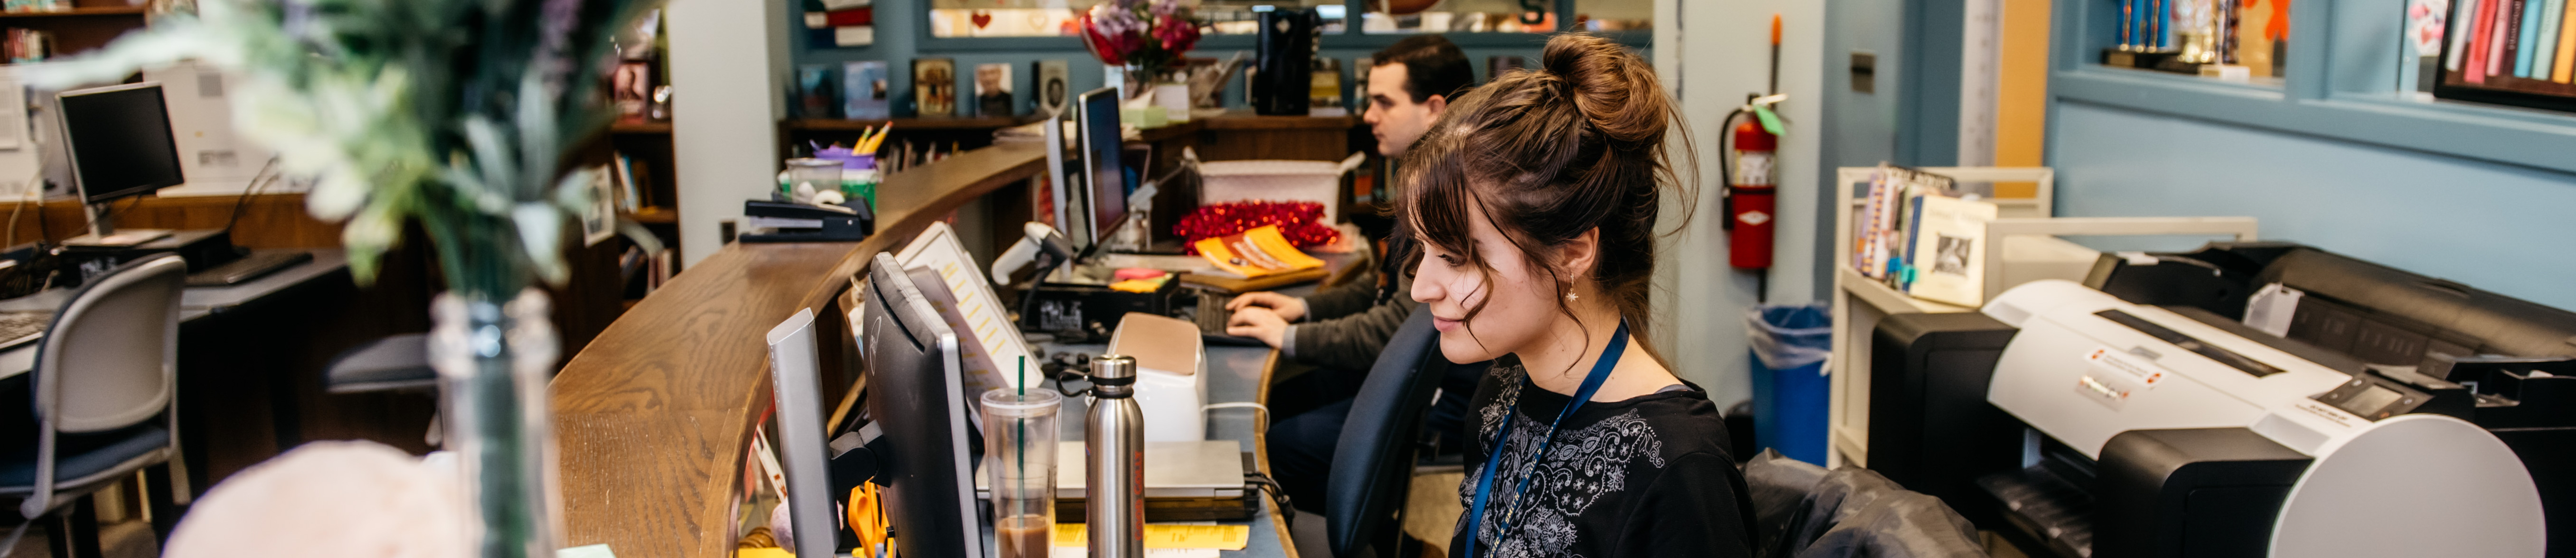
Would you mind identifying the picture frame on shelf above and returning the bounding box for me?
[913,57,956,117]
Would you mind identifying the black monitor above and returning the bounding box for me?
[1077,87,1126,247]
[57,83,184,205]
[852,252,985,558]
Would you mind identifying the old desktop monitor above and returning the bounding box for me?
[1076,87,1126,249]
[56,83,186,242]
[850,252,984,558]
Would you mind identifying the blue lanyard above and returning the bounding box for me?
[1460,320,1630,558]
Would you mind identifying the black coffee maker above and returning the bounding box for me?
[1252,9,1317,115]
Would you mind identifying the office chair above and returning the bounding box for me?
[0,254,190,554]
[1323,308,1450,558]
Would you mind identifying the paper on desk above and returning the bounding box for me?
[1051,548,1218,558]
[557,544,616,558]
[1052,523,1249,550]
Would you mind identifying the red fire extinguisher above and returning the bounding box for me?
[1727,15,1786,272]
[1727,110,1778,270]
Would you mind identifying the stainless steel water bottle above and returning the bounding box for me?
[1085,354,1145,558]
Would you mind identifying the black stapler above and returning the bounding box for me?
[739,200,875,242]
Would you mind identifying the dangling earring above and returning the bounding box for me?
[1566,292,1580,301]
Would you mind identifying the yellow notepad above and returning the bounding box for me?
[1052,524,1251,550]
[1194,225,1324,279]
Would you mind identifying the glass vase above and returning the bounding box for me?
[431,289,564,558]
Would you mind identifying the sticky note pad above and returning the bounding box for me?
[1053,524,1251,550]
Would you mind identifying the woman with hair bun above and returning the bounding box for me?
[1403,34,1755,558]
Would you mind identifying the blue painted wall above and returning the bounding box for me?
[2048,100,2576,311]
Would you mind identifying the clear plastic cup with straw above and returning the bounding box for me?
[981,386,1061,558]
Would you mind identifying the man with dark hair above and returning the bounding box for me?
[1225,33,1472,367]
[1220,34,1478,516]
[1361,34,1475,157]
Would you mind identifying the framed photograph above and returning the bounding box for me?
[1034,59,1069,118]
[913,57,956,117]
[583,164,616,246]
[611,60,652,122]
[974,62,1013,117]
[843,61,890,120]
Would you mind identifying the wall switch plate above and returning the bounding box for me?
[1850,51,1877,93]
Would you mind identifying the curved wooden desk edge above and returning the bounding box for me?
[1253,348,1301,558]
[550,142,1048,558]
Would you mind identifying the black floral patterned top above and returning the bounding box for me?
[1450,358,1756,558]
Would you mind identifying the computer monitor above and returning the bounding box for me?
[56,84,185,234]
[852,252,985,558]
[765,308,840,558]
[1076,87,1126,247]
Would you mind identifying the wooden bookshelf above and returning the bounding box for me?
[0,6,145,18]
[785,116,1030,131]
[0,1,150,56]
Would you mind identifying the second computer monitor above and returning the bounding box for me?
[1077,87,1125,247]
[56,83,185,204]
[857,252,984,558]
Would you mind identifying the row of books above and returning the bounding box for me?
[793,58,1073,121]
[606,152,655,213]
[1850,165,1999,307]
[618,245,674,298]
[2446,0,2576,85]
[4,28,49,64]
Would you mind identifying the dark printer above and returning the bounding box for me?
[1867,244,2567,558]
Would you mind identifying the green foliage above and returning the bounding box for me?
[34,0,652,298]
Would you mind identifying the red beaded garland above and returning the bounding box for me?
[1173,201,1341,254]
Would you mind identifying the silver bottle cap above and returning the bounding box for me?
[1090,354,1138,381]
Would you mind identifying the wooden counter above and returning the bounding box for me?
[550,142,1048,558]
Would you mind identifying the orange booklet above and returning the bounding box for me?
[1193,225,1325,279]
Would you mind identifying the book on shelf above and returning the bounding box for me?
[973,62,1012,118]
[612,151,644,213]
[913,57,956,117]
[1899,193,1999,307]
[2557,0,2576,81]
[843,61,891,120]
[2438,0,2576,109]
[1032,59,1069,118]
[1852,164,1955,281]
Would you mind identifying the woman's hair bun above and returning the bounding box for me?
[1540,34,1668,146]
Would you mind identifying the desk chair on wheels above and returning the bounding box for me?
[0,254,191,558]
[1324,309,1452,558]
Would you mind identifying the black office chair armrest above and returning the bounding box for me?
[1324,305,1449,558]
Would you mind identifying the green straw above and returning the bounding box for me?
[1016,356,1027,516]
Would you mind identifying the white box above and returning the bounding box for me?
[1106,312,1207,442]
[1199,159,1343,218]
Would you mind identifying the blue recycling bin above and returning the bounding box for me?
[1747,304,1831,465]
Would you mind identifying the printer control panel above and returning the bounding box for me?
[2310,365,2470,421]
[2313,377,2426,420]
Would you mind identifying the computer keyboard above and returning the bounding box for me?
[0,310,51,349]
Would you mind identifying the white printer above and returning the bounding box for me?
[1967,279,2544,558]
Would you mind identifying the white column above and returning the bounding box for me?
[666,0,792,266]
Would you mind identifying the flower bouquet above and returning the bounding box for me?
[31,0,655,555]
[1079,0,1202,86]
